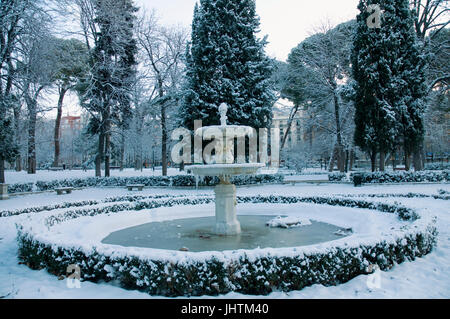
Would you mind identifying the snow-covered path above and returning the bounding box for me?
[0,183,449,299]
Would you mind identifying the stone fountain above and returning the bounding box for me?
[186,103,264,235]
[102,104,350,252]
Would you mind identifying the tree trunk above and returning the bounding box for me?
[392,150,397,170]
[337,146,345,172]
[0,157,4,184]
[104,122,111,177]
[135,149,142,171]
[120,130,125,171]
[53,87,68,167]
[344,149,350,172]
[328,140,337,172]
[134,110,144,171]
[15,156,21,172]
[413,143,424,171]
[379,151,386,171]
[27,102,37,174]
[333,91,345,172]
[0,97,6,182]
[308,114,313,150]
[25,85,44,175]
[349,149,355,171]
[161,103,168,176]
[281,103,300,150]
[13,104,21,171]
[95,129,104,177]
[370,151,377,172]
[328,152,334,172]
[105,132,110,177]
[405,151,411,171]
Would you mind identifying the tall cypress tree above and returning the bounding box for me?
[352,0,427,171]
[391,0,427,171]
[353,0,396,171]
[179,0,276,130]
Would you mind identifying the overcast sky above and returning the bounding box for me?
[135,0,360,61]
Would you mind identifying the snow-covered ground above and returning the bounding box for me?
[0,182,449,299]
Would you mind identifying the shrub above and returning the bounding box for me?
[328,170,450,184]
[328,172,347,182]
[349,170,449,184]
[34,174,284,192]
[425,162,450,170]
[7,183,34,194]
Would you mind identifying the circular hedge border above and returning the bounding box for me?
[16,195,438,297]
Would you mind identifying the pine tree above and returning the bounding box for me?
[391,0,427,171]
[114,0,138,172]
[79,0,138,177]
[0,100,19,184]
[179,0,276,130]
[353,0,397,171]
[352,0,427,171]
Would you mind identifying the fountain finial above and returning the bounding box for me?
[219,103,228,126]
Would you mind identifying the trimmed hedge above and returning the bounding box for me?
[328,172,347,182]
[425,162,450,170]
[7,183,34,194]
[34,174,284,191]
[328,170,450,184]
[16,194,437,296]
[17,229,437,296]
[335,192,450,201]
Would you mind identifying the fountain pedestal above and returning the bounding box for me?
[185,103,264,237]
[214,182,241,235]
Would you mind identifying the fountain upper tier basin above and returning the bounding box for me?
[186,163,265,177]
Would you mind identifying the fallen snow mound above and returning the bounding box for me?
[266,216,312,228]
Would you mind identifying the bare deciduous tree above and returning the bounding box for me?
[137,11,188,176]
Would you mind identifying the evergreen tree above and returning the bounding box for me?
[78,0,138,177]
[0,99,19,184]
[179,0,276,130]
[352,0,427,171]
[392,0,427,171]
[353,0,397,171]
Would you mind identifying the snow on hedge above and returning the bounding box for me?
[266,216,312,228]
[15,194,438,296]
[34,174,284,191]
[3,173,283,194]
[329,170,449,183]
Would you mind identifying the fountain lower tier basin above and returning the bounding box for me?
[101,215,349,252]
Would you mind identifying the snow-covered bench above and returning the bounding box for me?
[126,184,145,191]
[48,167,64,171]
[55,187,73,195]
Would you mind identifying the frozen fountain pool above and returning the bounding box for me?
[101,215,349,252]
